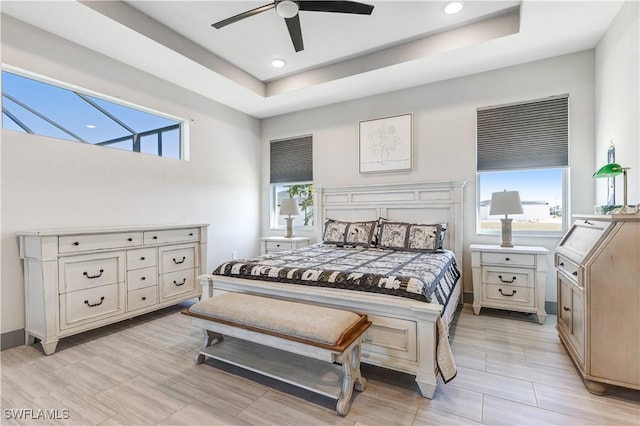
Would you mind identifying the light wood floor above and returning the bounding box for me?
[2,302,638,425]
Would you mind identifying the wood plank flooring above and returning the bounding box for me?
[2,302,638,425]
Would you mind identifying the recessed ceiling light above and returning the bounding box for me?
[444,1,464,15]
[86,124,96,129]
[271,59,286,68]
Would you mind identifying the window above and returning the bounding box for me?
[1,69,185,159]
[476,95,569,235]
[270,135,314,229]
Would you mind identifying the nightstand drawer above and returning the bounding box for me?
[482,266,533,288]
[481,252,535,267]
[266,241,295,251]
[482,284,534,307]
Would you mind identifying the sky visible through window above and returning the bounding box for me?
[2,71,181,158]
[480,168,563,207]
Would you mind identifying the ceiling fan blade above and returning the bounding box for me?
[298,1,374,15]
[211,3,275,29]
[285,15,304,52]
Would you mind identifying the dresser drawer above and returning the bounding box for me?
[160,245,196,274]
[127,286,158,312]
[127,267,157,291]
[143,228,199,245]
[59,283,125,330]
[481,252,535,267]
[59,252,124,293]
[127,247,157,270]
[482,266,533,288]
[482,284,534,307]
[161,269,196,300]
[59,232,142,253]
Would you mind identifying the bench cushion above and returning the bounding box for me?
[189,293,363,345]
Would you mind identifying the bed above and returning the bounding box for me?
[196,181,465,398]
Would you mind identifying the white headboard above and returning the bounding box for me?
[316,180,466,268]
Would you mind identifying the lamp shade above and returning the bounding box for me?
[279,198,301,216]
[593,163,624,178]
[489,190,523,216]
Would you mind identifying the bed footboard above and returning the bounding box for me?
[196,273,450,398]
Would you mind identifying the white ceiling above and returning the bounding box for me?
[1,1,624,118]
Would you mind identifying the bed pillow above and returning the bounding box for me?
[323,219,377,247]
[378,220,445,252]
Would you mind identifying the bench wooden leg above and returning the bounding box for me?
[195,329,223,364]
[336,342,366,416]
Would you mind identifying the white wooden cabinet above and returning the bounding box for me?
[259,236,310,255]
[555,215,639,394]
[470,244,549,324]
[19,224,208,355]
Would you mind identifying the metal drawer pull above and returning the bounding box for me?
[83,269,104,279]
[563,306,571,312]
[140,256,146,261]
[559,262,564,266]
[189,233,194,236]
[73,241,80,246]
[498,275,516,283]
[173,257,186,264]
[498,288,517,297]
[174,278,186,286]
[141,276,146,281]
[505,257,510,261]
[127,237,133,242]
[572,271,578,276]
[141,296,147,301]
[152,236,158,240]
[84,296,105,307]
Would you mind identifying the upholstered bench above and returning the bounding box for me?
[182,292,371,416]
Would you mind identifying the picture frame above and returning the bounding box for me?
[359,113,412,173]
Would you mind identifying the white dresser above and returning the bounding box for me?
[259,236,310,255]
[555,214,639,394]
[470,244,549,324]
[19,224,208,355]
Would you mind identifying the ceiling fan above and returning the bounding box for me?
[211,1,375,53]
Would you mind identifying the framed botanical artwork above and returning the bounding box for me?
[359,113,412,173]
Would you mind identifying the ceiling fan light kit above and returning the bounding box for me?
[276,1,299,18]
[444,1,464,15]
[212,1,375,53]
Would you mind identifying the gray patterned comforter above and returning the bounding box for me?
[212,244,460,306]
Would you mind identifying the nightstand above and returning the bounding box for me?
[260,236,310,255]
[470,244,549,324]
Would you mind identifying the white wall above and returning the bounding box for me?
[261,51,597,302]
[1,16,262,334]
[595,1,640,207]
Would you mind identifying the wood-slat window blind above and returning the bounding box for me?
[477,95,569,171]
[270,135,313,183]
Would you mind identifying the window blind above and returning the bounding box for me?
[270,134,313,183]
[477,95,568,171]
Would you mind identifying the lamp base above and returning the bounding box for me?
[500,218,514,248]
[284,217,294,238]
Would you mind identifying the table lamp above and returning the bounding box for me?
[280,198,301,238]
[593,163,633,214]
[490,190,523,247]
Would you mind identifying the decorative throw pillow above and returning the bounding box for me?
[378,221,410,250]
[323,219,377,247]
[407,224,440,251]
[323,219,349,245]
[378,219,447,252]
[345,221,377,247]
